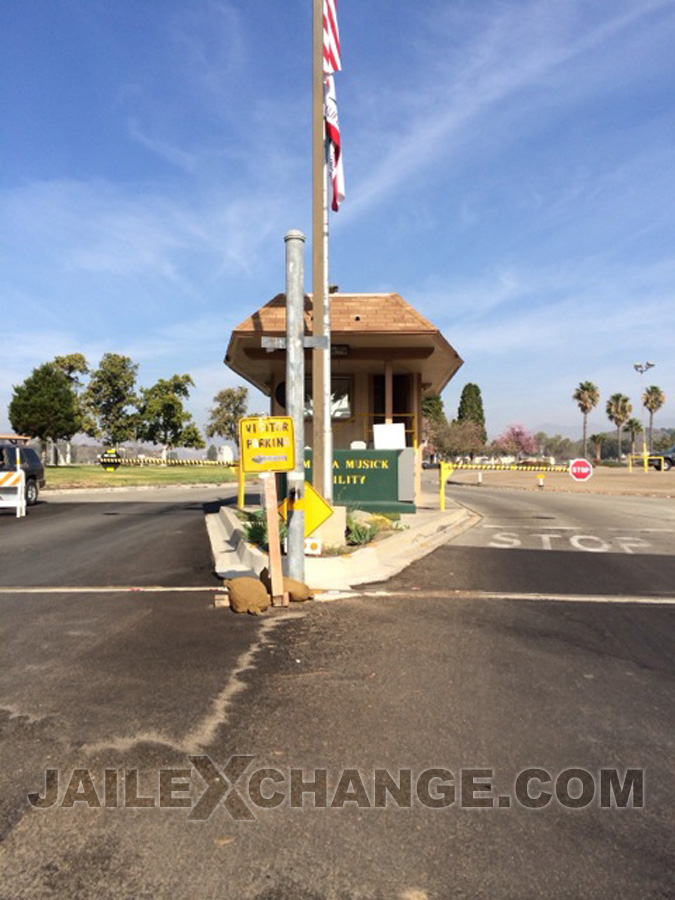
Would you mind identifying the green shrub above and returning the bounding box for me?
[241,510,287,551]
[346,515,380,546]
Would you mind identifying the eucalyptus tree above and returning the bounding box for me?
[136,374,205,460]
[85,353,139,447]
[53,353,89,387]
[53,353,93,463]
[572,381,600,459]
[206,387,249,443]
[643,386,667,453]
[605,393,632,460]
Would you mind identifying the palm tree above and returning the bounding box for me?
[572,381,600,459]
[643,386,667,453]
[606,393,632,461]
[589,433,605,464]
[626,418,643,457]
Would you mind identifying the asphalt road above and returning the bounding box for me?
[0,486,239,587]
[0,487,270,851]
[1,486,674,899]
[391,483,675,598]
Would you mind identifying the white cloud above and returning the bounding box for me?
[341,0,675,220]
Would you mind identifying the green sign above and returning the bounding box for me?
[299,449,416,514]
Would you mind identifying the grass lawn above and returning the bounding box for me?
[43,465,238,490]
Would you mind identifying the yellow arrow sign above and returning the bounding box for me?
[278,482,333,538]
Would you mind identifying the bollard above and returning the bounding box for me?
[439,462,454,511]
[537,475,545,489]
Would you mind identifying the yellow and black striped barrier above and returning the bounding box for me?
[438,461,569,510]
[113,458,236,467]
[443,462,569,473]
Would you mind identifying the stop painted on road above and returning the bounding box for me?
[488,532,651,553]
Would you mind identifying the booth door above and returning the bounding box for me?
[372,374,413,444]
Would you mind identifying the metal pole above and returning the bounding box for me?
[634,362,655,458]
[321,162,333,503]
[285,230,306,582]
[312,0,332,502]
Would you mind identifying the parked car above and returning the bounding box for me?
[0,443,46,504]
[652,447,674,471]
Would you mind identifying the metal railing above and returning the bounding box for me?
[628,454,666,472]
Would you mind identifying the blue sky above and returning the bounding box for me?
[2,0,674,442]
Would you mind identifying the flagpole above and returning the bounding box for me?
[312,0,333,502]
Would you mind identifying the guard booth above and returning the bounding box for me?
[225,292,463,511]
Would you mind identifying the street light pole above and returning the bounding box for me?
[633,361,655,458]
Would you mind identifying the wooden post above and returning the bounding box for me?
[261,474,289,607]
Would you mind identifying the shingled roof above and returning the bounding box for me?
[226,291,463,395]
[231,293,439,335]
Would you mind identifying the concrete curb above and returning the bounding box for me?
[208,504,477,591]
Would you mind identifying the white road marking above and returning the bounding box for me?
[482,524,577,529]
[485,531,654,553]
[481,524,674,533]
[356,589,675,605]
[569,535,611,552]
[0,585,222,594]
[489,532,523,548]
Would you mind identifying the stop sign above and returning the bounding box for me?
[569,458,593,481]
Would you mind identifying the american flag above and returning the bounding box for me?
[323,0,341,75]
[323,0,344,211]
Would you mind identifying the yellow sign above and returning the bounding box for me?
[239,417,295,473]
[278,482,333,537]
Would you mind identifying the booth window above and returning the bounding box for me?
[304,376,352,420]
[274,377,353,419]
